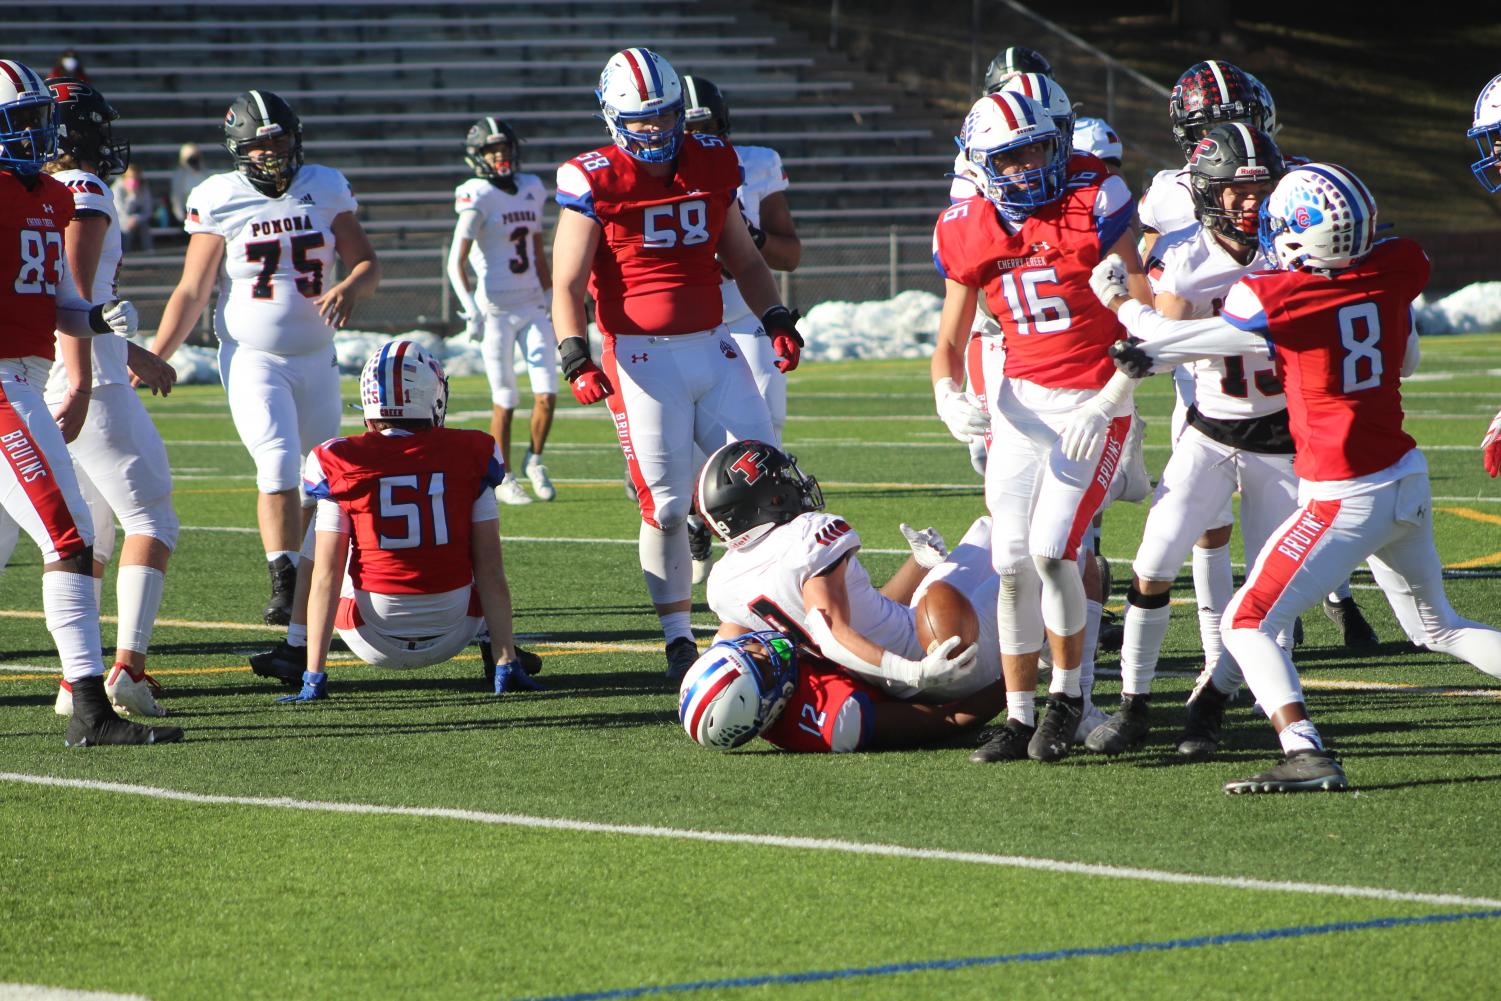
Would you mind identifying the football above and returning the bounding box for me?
[914,580,980,652]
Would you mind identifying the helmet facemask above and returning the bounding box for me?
[602,104,684,164]
[972,134,1067,219]
[0,98,57,176]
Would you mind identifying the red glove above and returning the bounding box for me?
[569,362,614,405]
[762,306,804,374]
[1483,407,1501,478]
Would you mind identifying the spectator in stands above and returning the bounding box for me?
[113,163,154,252]
[49,49,89,82]
[169,143,209,225]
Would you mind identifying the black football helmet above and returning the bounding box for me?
[1187,123,1285,248]
[46,77,129,180]
[1168,60,1269,157]
[695,440,824,550]
[464,117,520,181]
[224,90,303,197]
[982,46,1054,95]
[682,75,730,136]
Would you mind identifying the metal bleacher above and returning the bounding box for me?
[13,0,955,330]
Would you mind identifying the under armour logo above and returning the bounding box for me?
[1030,241,1050,253]
[42,204,53,214]
[631,353,649,363]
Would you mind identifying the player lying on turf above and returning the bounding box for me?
[1085,163,1501,793]
[253,341,539,702]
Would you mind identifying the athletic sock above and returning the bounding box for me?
[267,550,299,567]
[1080,599,1102,708]
[1006,691,1036,728]
[658,611,693,645]
[1050,665,1081,698]
[1120,590,1172,696]
[1192,543,1233,672]
[286,623,308,648]
[115,565,165,658]
[44,571,105,684]
[1279,719,1324,754]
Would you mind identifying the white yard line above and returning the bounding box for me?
[2,771,1497,910]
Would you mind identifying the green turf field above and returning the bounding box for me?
[2,336,1500,1000]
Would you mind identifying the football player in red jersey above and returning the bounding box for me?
[0,58,179,746]
[551,48,802,683]
[272,341,535,702]
[931,91,1151,764]
[1091,163,1501,793]
[1467,73,1501,477]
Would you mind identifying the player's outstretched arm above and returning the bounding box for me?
[550,210,613,404]
[303,527,349,676]
[317,212,381,329]
[446,219,481,336]
[150,233,225,362]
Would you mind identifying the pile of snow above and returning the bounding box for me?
[155,280,1501,386]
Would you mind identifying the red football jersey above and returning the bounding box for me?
[555,133,741,337]
[761,658,885,753]
[1,171,75,361]
[303,427,505,594]
[933,155,1132,389]
[1221,238,1429,481]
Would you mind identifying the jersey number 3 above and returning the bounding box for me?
[245,232,326,300]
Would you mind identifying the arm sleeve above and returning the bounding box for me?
[1117,299,1271,369]
[1093,174,1136,254]
[471,488,499,524]
[1401,320,1421,378]
[314,498,351,534]
[762,148,789,196]
[554,162,599,222]
[301,446,336,502]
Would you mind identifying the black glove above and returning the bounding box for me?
[1108,337,1153,379]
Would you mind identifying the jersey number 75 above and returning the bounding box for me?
[245,232,325,300]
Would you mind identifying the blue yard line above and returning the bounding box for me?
[514,909,1501,1001]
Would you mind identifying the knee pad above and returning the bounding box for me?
[998,564,1044,655]
[651,495,690,534]
[117,496,180,553]
[1033,555,1086,637]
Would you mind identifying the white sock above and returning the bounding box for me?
[44,571,104,683]
[1279,719,1323,754]
[114,565,165,657]
[1192,544,1233,671]
[658,610,693,644]
[1080,599,1101,707]
[1120,600,1172,696]
[639,522,691,606]
[1329,581,1352,602]
[1050,665,1081,698]
[286,622,308,648]
[1006,690,1036,728]
[267,550,299,566]
[92,574,103,610]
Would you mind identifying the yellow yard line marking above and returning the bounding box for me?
[1436,506,1501,528]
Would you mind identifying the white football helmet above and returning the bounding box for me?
[0,60,57,175]
[999,72,1075,147]
[1469,73,1501,193]
[678,631,798,750]
[596,47,684,164]
[957,91,1067,219]
[360,340,449,425]
[1071,116,1123,164]
[1258,163,1377,272]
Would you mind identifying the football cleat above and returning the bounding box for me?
[1074,701,1109,744]
[970,720,1036,763]
[522,450,555,502]
[1224,749,1349,794]
[1323,596,1379,651]
[1084,693,1151,755]
[262,556,297,626]
[1029,694,1083,762]
[1177,678,1231,760]
[249,641,307,688]
[665,636,699,684]
[496,474,533,506]
[105,663,167,718]
[64,675,182,747]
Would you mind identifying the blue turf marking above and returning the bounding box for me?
[514,908,1501,1001]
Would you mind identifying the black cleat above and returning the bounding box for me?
[1224,749,1349,794]
[665,636,699,684]
[1028,694,1083,762]
[482,642,544,685]
[262,556,297,626]
[1177,680,1231,760]
[1096,606,1123,652]
[250,641,306,688]
[1324,597,1379,651]
[1084,693,1152,755]
[64,675,183,747]
[969,720,1035,763]
[1292,616,1304,648]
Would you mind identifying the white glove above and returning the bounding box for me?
[934,377,988,443]
[1059,395,1113,463]
[1089,254,1129,309]
[899,523,949,568]
[455,309,484,344]
[880,635,979,692]
[101,300,138,336]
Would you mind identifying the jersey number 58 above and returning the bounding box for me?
[642,199,710,249]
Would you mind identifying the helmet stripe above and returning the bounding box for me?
[1232,122,1256,169]
[485,116,499,139]
[387,339,409,409]
[1206,60,1230,100]
[622,49,650,100]
[686,665,742,738]
[0,61,26,92]
[248,89,271,123]
[683,74,700,111]
[639,50,664,97]
[372,341,394,407]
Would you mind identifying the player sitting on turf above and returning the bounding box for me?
[261,340,539,702]
[694,440,1003,744]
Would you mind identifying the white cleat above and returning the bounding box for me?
[523,450,556,501]
[1074,701,1109,744]
[691,555,714,585]
[54,680,73,717]
[105,664,168,718]
[496,473,533,506]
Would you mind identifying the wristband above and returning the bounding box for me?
[558,336,592,382]
[87,304,112,334]
[750,225,767,250]
[760,306,803,346]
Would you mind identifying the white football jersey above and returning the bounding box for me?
[453,172,547,303]
[46,168,128,388]
[1138,167,1196,242]
[707,511,921,662]
[184,164,357,356]
[1149,226,1284,420]
[721,145,790,321]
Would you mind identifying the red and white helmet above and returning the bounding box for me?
[1469,72,1501,193]
[0,59,57,175]
[1072,116,1123,164]
[958,91,1067,219]
[1258,163,1377,272]
[998,72,1075,146]
[596,47,684,164]
[678,631,798,750]
[360,340,449,425]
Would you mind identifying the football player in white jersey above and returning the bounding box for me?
[448,117,558,506]
[1468,73,1501,478]
[150,90,380,627]
[36,78,179,720]
[696,440,1002,710]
